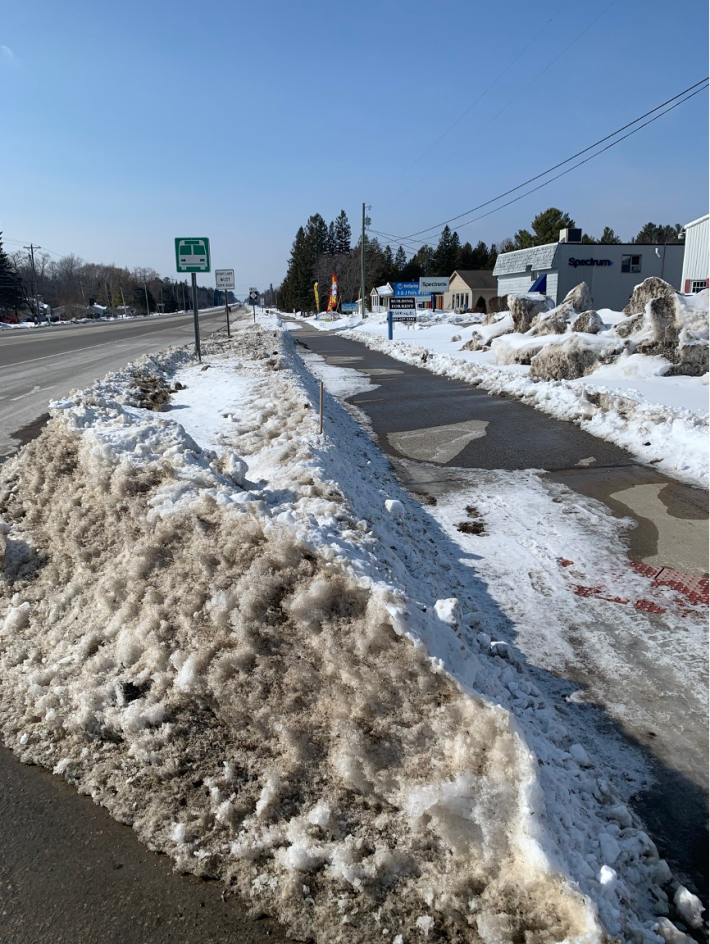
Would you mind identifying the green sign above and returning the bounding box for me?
[175,237,210,273]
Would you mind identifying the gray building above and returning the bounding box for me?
[493,230,684,311]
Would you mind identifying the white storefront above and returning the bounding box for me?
[681,214,709,293]
[493,235,684,311]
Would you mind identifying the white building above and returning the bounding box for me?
[493,229,684,311]
[681,214,709,293]
[370,283,393,311]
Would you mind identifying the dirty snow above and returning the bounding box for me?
[0,318,702,943]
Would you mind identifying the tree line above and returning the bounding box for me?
[0,234,232,321]
[276,207,686,312]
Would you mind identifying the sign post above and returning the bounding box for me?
[175,237,211,361]
[249,287,258,322]
[215,268,235,338]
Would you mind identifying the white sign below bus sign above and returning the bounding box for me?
[419,277,448,293]
[215,269,235,290]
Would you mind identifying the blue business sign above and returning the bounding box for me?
[341,302,358,313]
[393,281,420,297]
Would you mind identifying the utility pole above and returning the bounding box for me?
[360,203,366,320]
[144,283,150,317]
[23,244,41,323]
[120,285,127,318]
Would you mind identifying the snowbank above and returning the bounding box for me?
[0,322,699,943]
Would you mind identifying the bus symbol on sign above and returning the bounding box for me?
[175,237,211,273]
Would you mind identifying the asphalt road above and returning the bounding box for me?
[0,310,234,461]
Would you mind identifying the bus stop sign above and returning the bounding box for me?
[175,237,211,273]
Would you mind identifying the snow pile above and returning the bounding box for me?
[0,324,701,942]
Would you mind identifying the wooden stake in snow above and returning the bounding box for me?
[319,382,324,435]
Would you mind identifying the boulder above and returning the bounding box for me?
[508,294,552,333]
[645,294,680,346]
[562,281,593,313]
[570,310,604,334]
[485,296,509,321]
[530,335,624,381]
[615,312,644,338]
[623,277,676,316]
[529,303,574,337]
[666,339,709,377]
[491,335,551,365]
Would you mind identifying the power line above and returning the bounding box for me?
[388,0,614,207]
[389,77,708,242]
[404,0,571,173]
[434,83,709,236]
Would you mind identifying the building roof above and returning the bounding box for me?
[449,270,498,290]
[372,283,393,295]
[684,214,709,230]
[493,243,559,276]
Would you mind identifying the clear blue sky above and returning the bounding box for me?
[1,0,707,292]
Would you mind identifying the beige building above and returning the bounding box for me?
[444,270,498,313]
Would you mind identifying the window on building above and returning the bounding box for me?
[621,254,642,273]
[691,280,707,293]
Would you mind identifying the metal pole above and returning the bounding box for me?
[388,309,393,341]
[360,202,366,320]
[192,272,201,361]
[23,244,40,323]
[225,286,231,338]
[319,381,324,434]
[120,285,127,318]
[253,303,256,323]
[144,283,150,316]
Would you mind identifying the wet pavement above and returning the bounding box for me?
[290,324,708,577]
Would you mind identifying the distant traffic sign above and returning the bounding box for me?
[215,268,235,290]
[249,289,259,302]
[175,238,211,273]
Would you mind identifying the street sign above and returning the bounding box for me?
[393,281,420,297]
[390,297,416,310]
[419,277,449,293]
[215,268,235,290]
[175,237,211,273]
[249,289,259,302]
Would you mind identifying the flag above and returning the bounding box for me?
[327,272,338,312]
[314,281,319,311]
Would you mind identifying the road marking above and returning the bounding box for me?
[388,420,489,464]
[576,456,597,467]
[10,385,42,401]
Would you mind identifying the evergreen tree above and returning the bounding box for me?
[0,233,26,314]
[394,245,407,277]
[633,222,684,244]
[458,242,476,268]
[334,210,352,254]
[599,227,622,244]
[514,208,575,249]
[326,221,337,256]
[473,240,491,268]
[432,225,461,275]
[381,245,396,283]
[305,214,329,257]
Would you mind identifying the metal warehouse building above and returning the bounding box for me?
[680,214,709,293]
[493,229,684,311]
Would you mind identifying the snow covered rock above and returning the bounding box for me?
[655,917,696,943]
[491,333,556,366]
[615,312,645,338]
[570,310,604,334]
[462,313,513,350]
[562,281,593,313]
[433,597,461,626]
[528,305,572,337]
[623,277,677,316]
[667,338,709,377]
[530,334,624,381]
[508,293,553,333]
[673,885,705,929]
[0,520,9,569]
[485,295,509,321]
